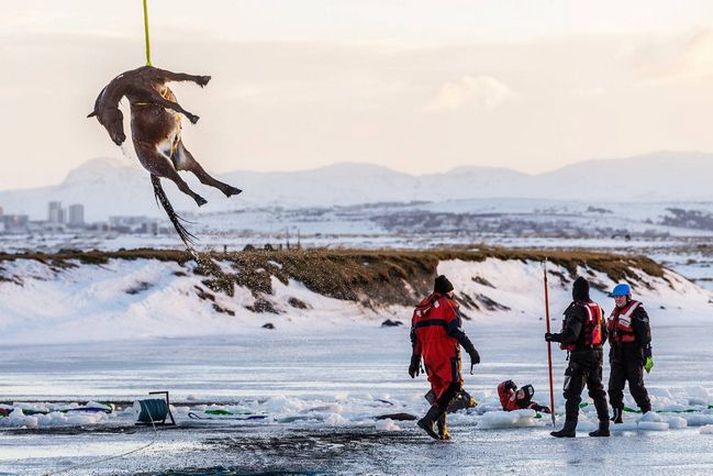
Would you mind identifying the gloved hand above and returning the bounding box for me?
[468,349,480,375]
[408,354,421,378]
[644,356,654,373]
[531,403,551,414]
[545,332,560,343]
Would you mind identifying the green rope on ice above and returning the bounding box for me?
[142,0,152,66]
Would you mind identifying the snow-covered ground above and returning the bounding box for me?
[3,321,713,475]
[1,256,713,474]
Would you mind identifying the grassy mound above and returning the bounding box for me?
[0,247,665,309]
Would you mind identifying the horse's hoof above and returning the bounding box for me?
[189,115,200,124]
[224,187,242,197]
[195,196,208,206]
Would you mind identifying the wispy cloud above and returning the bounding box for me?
[424,75,513,112]
[2,27,713,189]
[626,28,713,82]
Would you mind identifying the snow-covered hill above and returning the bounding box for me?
[0,249,709,345]
[2,151,713,221]
[536,151,713,201]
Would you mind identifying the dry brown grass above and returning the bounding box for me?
[0,246,664,307]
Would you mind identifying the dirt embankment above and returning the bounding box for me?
[0,247,665,312]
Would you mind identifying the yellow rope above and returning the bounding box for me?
[142,0,152,66]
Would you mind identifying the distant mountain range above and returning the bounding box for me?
[0,151,711,221]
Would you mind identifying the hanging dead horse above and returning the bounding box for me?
[88,65,242,245]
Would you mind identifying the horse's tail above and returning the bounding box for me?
[151,175,197,248]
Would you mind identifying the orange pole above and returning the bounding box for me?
[544,259,557,427]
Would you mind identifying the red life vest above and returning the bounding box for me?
[607,300,640,344]
[561,302,604,351]
[411,294,460,366]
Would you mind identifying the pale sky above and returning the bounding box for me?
[2,1,713,189]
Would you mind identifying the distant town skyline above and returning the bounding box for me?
[2,1,713,190]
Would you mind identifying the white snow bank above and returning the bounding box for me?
[0,259,377,344]
[667,416,688,429]
[0,391,710,433]
[0,408,109,429]
[438,258,713,325]
[686,386,711,405]
[610,422,639,432]
[684,414,713,427]
[0,254,710,344]
[638,421,670,431]
[477,409,540,430]
[375,418,401,432]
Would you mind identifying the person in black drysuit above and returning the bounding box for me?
[607,283,653,423]
[545,276,610,437]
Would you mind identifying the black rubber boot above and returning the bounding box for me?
[417,405,443,440]
[589,420,610,437]
[437,413,450,440]
[550,419,577,438]
[611,407,623,424]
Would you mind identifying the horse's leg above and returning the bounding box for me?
[141,90,200,124]
[153,68,211,87]
[174,141,242,197]
[135,143,207,206]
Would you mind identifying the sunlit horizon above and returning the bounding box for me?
[3,0,713,189]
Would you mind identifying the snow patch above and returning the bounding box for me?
[477,409,539,430]
[667,416,688,429]
[638,421,670,431]
[374,418,401,432]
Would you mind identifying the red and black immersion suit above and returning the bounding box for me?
[497,380,550,413]
[551,299,610,423]
[607,299,652,413]
[410,293,478,412]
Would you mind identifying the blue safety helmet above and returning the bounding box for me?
[609,283,631,298]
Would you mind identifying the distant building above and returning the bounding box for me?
[48,201,66,225]
[0,206,4,217]
[2,215,29,233]
[68,204,85,227]
[109,216,161,234]
[138,222,159,234]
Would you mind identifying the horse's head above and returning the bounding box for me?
[87,107,126,146]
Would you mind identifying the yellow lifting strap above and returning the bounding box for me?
[142,0,152,66]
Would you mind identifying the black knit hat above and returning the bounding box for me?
[434,275,454,294]
[572,276,590,302]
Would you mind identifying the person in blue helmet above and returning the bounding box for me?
[606,283,653,423]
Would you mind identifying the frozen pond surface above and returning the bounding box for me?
[2,320,713,475]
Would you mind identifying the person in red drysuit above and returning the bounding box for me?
[409,275,480,440]
[497,380,551,413]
